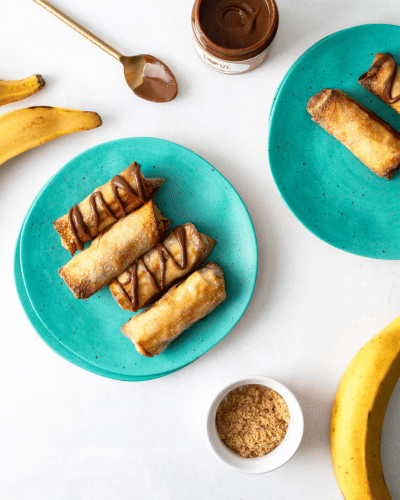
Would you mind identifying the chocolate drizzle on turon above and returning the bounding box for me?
[67,162,147,251]
[112,226,188,312]
[359,53,400,104]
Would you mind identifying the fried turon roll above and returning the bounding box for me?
[307,89,400,179]
[59,200,168,300]
[121,262,226,357]
[53,161,165,255]
[358,53,400,115]
[109,223,216,312]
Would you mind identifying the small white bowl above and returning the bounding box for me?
[206,376,304,474]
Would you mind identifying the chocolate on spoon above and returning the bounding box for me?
[33,0,178,103]
[121,54,177,103]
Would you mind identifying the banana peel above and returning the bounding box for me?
[330,315,400,500]
[0,74,45,106]
[0,106,102,166]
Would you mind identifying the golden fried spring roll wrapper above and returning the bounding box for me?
[109,223,216,312]
[307,89,400,179]
[53,161,165,255]
[121,262,226,357]
[59,200,168,300]
[358,53,400,115]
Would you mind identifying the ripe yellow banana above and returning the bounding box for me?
[0,74,45,106]
[330,315,400,500]
[0,106,102,166]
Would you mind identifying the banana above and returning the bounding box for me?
[330,315,400,500]
[0,74,45,106]
[0,106,102,166]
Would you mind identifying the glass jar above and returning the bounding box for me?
[191,0,279,75]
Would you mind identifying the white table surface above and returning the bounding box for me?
[1,0,400,498]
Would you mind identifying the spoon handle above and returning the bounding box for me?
[33,0,123,61]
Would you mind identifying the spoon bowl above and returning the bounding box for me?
[121,54,178,103]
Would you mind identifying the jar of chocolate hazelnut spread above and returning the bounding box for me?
[191,0,278,74]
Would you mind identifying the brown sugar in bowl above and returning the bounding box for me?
[206,376,304,473]
[216,384,290,458]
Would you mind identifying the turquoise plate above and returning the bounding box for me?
[269,24,400,259]
[19,138,257,380]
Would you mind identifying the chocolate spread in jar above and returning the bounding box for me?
[199,0,270,50]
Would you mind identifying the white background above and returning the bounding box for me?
[1,0,400,498]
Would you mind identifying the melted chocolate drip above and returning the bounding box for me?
[89,191,116,236]
[68,163,147,250]
[68,205,92,251]
[111,173,146,217]
[113,226,188,312]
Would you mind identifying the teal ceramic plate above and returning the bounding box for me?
[14,175,175,381]
[269,24,400,259]
[19,138,257,380]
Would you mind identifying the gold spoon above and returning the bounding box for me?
[33,0,178,103]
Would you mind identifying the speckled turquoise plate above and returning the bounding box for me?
[269,24,400,259]
[19,138,257,380]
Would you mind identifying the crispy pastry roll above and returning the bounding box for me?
[358,53,400,115]
[59,200,168,300]
[109,223,216,312]
[121,262,226,357]
[53,161,165,255]
[307,89,400,179]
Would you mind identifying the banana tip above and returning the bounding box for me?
[35,74,45,87]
